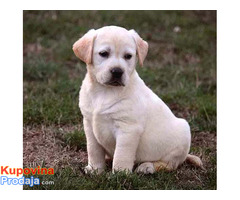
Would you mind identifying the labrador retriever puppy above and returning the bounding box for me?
[73,26,203,174]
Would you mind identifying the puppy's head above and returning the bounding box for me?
[73,26,148,87]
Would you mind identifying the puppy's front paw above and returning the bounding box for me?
[112,163,133,174]
[112,168,132,174]
[135,162,155,174]
[84,165,104,174]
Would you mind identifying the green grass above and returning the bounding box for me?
[23,10,216,190]
[23,166,216,190]
[64,130,86,151]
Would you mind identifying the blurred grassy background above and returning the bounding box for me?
[23,10,216,190]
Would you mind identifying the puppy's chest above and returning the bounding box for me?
[80,93,120,119]
[92,110,117,155]
[80,91,125,152]
[80,86,129,119]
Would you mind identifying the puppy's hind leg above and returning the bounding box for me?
[135,161,174,174]
[135,162,155,174]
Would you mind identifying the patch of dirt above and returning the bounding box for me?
[192,131,216,149]
[169,103,195,119]
[23,125,88,170]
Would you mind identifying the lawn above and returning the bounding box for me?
[23,10,216,190]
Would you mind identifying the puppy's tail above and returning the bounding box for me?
[185,154,205,170]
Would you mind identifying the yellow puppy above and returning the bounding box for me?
[73,26,203,174]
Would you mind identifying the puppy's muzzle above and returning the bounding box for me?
[106,67,125,86]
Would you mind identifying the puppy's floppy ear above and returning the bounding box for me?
[129,29,148,66]
[72,29,96,64]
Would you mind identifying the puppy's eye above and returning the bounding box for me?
[124,54,132,60]
[99,51,109,58]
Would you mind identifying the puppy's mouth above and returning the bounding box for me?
[105,80,125,87]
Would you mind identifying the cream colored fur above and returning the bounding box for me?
[73,26,202,174]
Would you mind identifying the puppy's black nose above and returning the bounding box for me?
[111,67,123,79]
